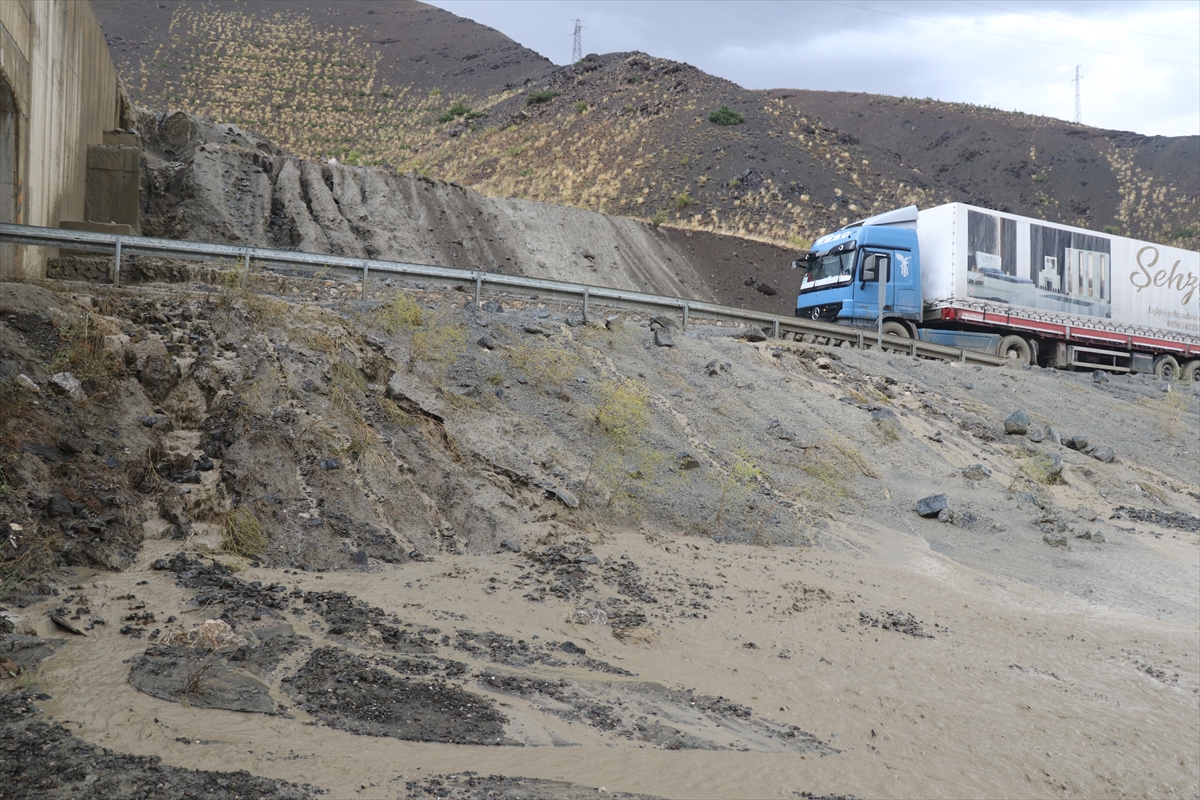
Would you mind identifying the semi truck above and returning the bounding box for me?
[793,203,1200,380]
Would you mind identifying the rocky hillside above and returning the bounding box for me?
[95,0,1199,247]
[132,108,801,319]
[1,269,1197,797]
[771,89,1200,250]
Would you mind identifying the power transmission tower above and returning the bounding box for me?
[1073,65,1082,124]
[572,18,583,63]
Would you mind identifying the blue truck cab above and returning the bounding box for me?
[793,207,922,329]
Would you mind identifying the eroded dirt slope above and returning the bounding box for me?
[1,274,1197,798]
[135,108,801,318]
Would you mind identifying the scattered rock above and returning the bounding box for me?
[50,615,88,636]
[858,610,933,638]
[653,329,675,347]
[1065,435,1089,451]
[476,335,495,350]
[1110,507,1200,532]
[546,486,579,508]
[650,315,676,330]
[705,359,720,376]
[47,494,75,517]
[1004,409,1032,435]
[916,494,950,518]
[1091,446,1116,463]
[961,464,992,481]
[605,315,622,331]
[49,372,87,401]
[499,538,522,554]
[1093,370,1110,383]
[571,607,609,626]
[1042,532,1070,548]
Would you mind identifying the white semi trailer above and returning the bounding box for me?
[794,203,1200,379]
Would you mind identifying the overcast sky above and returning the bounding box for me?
[427,0,1200,138]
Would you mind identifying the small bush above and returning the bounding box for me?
[222,506,266,558]
[1164,224,1199,240]
[375,293,424,333]
[708,106,745,125]
[504,341,580,388]
[527,90,558,105]
[575,100,588,114]
[650,210,668,229]
[1015,454,1064,485]
[593,378,650,446]
[1102,225,1120,235]
[674,192,696,210]
[436,102,472,123]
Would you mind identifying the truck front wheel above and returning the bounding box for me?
[997,335,1031,365]
[1153,355,1180,381]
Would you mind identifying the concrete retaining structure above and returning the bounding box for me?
[0,0,126,279]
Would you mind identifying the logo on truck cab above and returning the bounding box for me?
[1130,246,1198,305]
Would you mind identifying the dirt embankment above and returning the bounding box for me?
[132,109,800,319]
[1,273,1197,798]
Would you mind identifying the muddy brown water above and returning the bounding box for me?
[19,512,1198,799]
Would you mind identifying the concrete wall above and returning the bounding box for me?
[0,0,122,279]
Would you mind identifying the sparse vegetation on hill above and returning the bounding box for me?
[99,1,1198,248]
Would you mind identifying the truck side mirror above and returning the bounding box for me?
[860,254,878,286]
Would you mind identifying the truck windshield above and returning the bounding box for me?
[800,251,856,293]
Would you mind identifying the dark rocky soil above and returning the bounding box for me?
[400,773,662,800]
[0,691,320,799]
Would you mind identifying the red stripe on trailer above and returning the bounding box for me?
[939,306,1197,355]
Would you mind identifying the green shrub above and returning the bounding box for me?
[650,210,668,229]
[575,100,588,114]
[708,106,745,125]
[674,192,696,210]
[527,90,558,105]
[436,102,472,123]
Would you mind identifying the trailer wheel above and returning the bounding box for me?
[1153,355,1180,381]
[998,335,1032,364]
[1182,360,1200,384]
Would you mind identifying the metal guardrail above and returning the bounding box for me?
[0,222,1005,366]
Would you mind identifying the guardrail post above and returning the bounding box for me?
[583,288,590,322]
[474,273,482,306]
[856,330,863,349]
[242,250,250,288]
[361,262,369,300]
[112,237,122,287]
[959,349,966,363]
[682,301,689,331]
[772,317,779,339]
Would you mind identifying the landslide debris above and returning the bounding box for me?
[0,691,319,799]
